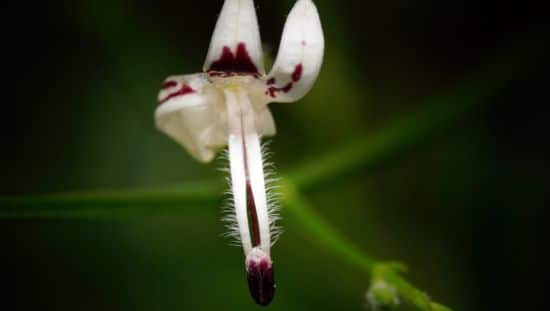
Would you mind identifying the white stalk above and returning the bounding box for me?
[224,86,271,256]
[225,87,252,255]
[237,90,271,256]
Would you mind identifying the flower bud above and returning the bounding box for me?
[366,280,399,310]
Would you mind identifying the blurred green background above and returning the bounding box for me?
[3,0,548,310]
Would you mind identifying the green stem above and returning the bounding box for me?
[0,181,222,218]
[282,180,451,311]
[281,180,376,270]
[289,100,475,192]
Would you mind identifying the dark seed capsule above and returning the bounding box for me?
[246,258,275,306]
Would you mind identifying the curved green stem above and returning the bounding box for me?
[281,179,376,270]
[281,180,451,311]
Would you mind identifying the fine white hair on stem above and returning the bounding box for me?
[220,173,242,246]
[216,148,230,174]
[219,147,242,247]
[219,138,283,247]
[261,140,283,245]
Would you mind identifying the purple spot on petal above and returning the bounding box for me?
[266,82,294,98]
[208,42,259,74]
[267,87,276,98]
[282,82,293,92]
[292,64,303,82]
[265,64,304,98]
[208,47,234,72]
[159,84,195,105]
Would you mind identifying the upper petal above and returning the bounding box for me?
[155,74,226,162]
[203,0,265,75]
[265,0,324,102]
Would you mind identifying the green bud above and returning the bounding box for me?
[366,280,400,310]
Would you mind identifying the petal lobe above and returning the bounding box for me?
[204,0,265,75]
[266,0,324,102]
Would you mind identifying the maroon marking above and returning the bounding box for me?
[242,126,260,248]
[161,81,178,89]
[265,64,303,98]
[247,183,261,247]
[281,82,293,92]
[292,64,303,82]
[301,40,307,46]
[266,82,294,98]
[208,42,259,74]
[247,260,275,306]
[266,87,276,98]
[158,84,195,105]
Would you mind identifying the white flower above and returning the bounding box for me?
[155,0,323,305]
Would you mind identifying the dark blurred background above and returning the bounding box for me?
[3,0,549,310]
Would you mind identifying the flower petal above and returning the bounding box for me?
[155,74,226,162]
[253,104,276,138]
[265,0,324,102]
[203,0,265,75]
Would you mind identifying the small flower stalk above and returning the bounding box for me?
[155,0,324,306]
